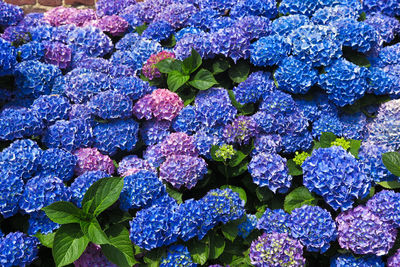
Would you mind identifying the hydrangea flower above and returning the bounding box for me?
[112,76,153,101]
[257,208,290,234]
[249,233,305,267]
[140,119,171,146]
[44,42,72,69]
[19,174,69,213]
[0,232,39,267]
[250,35,291,67]
[252,134,282,155]
[73,148,115,176]
[69,171,109,208]
[74,243,117,267]
[365,13,400,46]
[238,214,257,238]
[271,14,310,36]
[2,25,31,45]
[367,67,399,96]
[67,26,113,57]
[223,116,258,145]
[363,0,400,17]
[92,15,129,36]
[143,143,165,168]
[159,155,207,189]
[187,8,220,31]
[388,249,400,267]
[230,0,277,19]
[31,95,71,125]
[339,112,367,140]
[28,211,60,235]
[215,144,236,161]
[280,129,313,154]
[312,112,343,138]
[154,3,197,29]
[89,91,133,120]
[43,6,74,26]
[302,146,371,211]
[330,254,384,267]
[37,148,76,182]
[0,171,24,218]
[173,31,214,60]
[118,155,156,177]
[171,105,200,135]
[210,27,250,62]
[366,190,400,228]
[0,2,24,27]
[160,245,196,267]
[336,205,397,255]
[142,20,174,42]
[142,51,176,80]
[193,126,225,159]
[312,5,359,25]
[160,132,198,157]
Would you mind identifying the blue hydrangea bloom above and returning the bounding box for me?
[250,35,291,67]
[143,143,165,168]
[96,0,132,17]
[142,20,174,42]
[17,41,45,61]
[0,232,39,267]
[234,15,271,41]
[1,25,30,44]
[67,26,113,57]
[339,112,366,140]
[28,211,60,235]
[14,60,62,98]
[369,43,400,68]
[233,71,276,105]
[238,214,257,238]
[312,5,360,25]
[367,190,400,228]
[114,32,141,51]
[230,0,277,19]
[0,39,17,76]
[257,208,291,234]
[248,152,292,193]
[0,107,44,141]
[187,8,220,31]
[275,56,318,94]
[330,254,384,267]
[279,0,361,16]
[37,148,77,182]
[112,76,154,101]
[69,171,109,208]
[172,105,200,135]
[197,0,236,11]
[154,3,197,29]
[75,57,135,78]
[141,119,171,146]
[19,174,69,214]
[319,59,369,107]
[0,171,24,218]
[174,32,214,60]
[93,119,139,156]
[120,170,165,211]
[302,146,372,211]
[160,245,196,267]
[280,129,313,154]
[294,98,321,122]
[118,155,156,176]
[175,27,203,41]
[365,13,400,46]
[29,25,54,43]
[288,205,337,253]
[271,14,310,36]
[88,91,133,120]
[312,112,343,138]
[43,119,93,151]
[363,0,400,17]
[31,95,71,125]
[208,17,236,32]
[0,2,24,27]
[171,199,204,242]
[252,134,282,155]
[210,27,250,62]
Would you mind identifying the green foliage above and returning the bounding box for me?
[221,185,247,204]
[284,187,318,213]
[382,152,400,177]
[349,139,362,158]
[167,71,190,92]
[43,202,87,225]
[135,24,148,35]
[287,159,303,176]
[378,181,400,189]
[165,185,183,204]
[182,49,202,75]
[256,187,273,203]
[319,132,337,148]
[188,236,210,265]
[34,232,55,248]
[189,68,217,90]
[228,60,250,83]
[212,59,230,74]
[209,233,226,260]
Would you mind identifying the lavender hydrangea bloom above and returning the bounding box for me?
[172,105,200,135]
[0,2,24,27]
[75,58,135,78]
[366,190,400,228]
[74,243,117,267]
[319,58,369,107]
[69,171,109,208]
[19,174,69,213]
[223,116,258,145]
[154,3,197,29]
[252,134,282,155]
[120,170,166,211]
[43,119,93,151]
[365,13,400,46]
[0,171,24,218]
[330,254,385,267]
[336,205,397,255]
[234,16,271,41]
[44,42,72,69]
[388,249,400,267]
[0,232,39,267]
[160,132,198,157]
[142,20,174,42]
[143,143,165,168]
[160,245,196,267]
[257,208,291,234]
[67,26,113,57]
[232,71,276,104]
[238,214,257,238]
[339,112,367,140]
[230,0,277,19]
[363,0,400,17]
[160,155,207,189]
[249,233,305,267]
[0,107,44,141]
[118,155,156,177]
[37,148,76,182]
[271,14,310,36]
[174,31,214,60]
[302,146,371,211]
[210,27,250,62]
[141,119,171,146]
[28,211,60,235]
[248,152,292,193]
[31,95,71,125]
[250,35,291,67]
[92,15,129,37]
[1,25,30,44]
[275,56,318,94]
[73,148,115,176]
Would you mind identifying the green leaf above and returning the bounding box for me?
[319,132,337,148]
[167,71,190,92]
[349,139,362,158]
[182,48,202,74]
[43,201,85,225]
[135,24,148,35]
[165,185,183,204]
[210,145,224,162]
[378,180,400,189]
[161,34,176,48]
[221,221,239,242]
[80,219,109,245]
[287,159,303,176]
[102,224,137,267]
[143,248,166,267]
[229,160,249,177]
[35,232,55,248]
[156,58,182,74]
[382,152,400,177]
[188,236,210,265]
[189,69,217,90]
[81,177,124,216]
[209,233,225,260]
[284,187,318,213]
[228,60,250,83]
[212,59,230,74]
[228,150,247,167]
[52,224,89,267]
[221,185,247,204]
[256,187,273,203]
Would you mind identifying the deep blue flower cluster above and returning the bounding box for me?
[330,254,384,267]
[0,232,39,267]
[257,208,291,234]
[160,245,196,267]
[37,148,77,182]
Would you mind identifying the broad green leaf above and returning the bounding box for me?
[229,150,247,167]
[287,159,303,176]
[167,71,190,92]
[382,152,400,177]
[178,87,197,106]
[284,187,318,213]
[52,224,89,267]
[229,160,249,177]
[349,139,362,158]
[188,236,210,265]
[221,221,239,242]
[165,185,183,204]
[256,187,273,203]
[102,224,137,267]
[228,60,250,83]
[43,201,85,225]
[135,24,148,35]
[80,219,109,245]
[212,59,230,74]
[189,69,217,90]
[220,185,247,204]
[35,232,55,248]
[143,247,166,267]
[162,34,176,48]
[155,58,182,74]
[319,132,337,148]
[209,233,225,260]
[182,48,202,74]
[81,177,124,216]
[378,181,400,189]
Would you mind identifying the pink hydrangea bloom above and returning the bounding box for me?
[43,7,75,26]
[160,132,198,157]
[74,243,116,267]
[67,9,97,27]
[87,15,129,36]
[73,148,115,176]
[142,51,176,80]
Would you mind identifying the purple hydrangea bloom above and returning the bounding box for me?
[73,148,115,177]
[43,6,74,26]
[44,42,72,69]
[142,20,174,42]
[257,208,290,234]
[302,146,371,211]
[67,9,96,26]
[154,3,197,29]
[366,190,400,228]
[233,71,276,105]
[365,13,400,46]
[160,155,207,189]
[252,134,282,155]
[118,155,156,177]
[75,57,135,78]
[141,119,171,146]
[388,249,400,267]
[74,243,117,267]
[96,0,133,17]
[91,15,129,37]
[249,233,305,267]
[210,27,250,62]
[1,25,30,44]
[88,91,133,120]
[37,148,76,182]
[19,174,69,214]
[330,254,384,267]
[172,105,200,135]
[173,31,214,60]
[250,35,291,67]
[69,171,109,208]
[143,143,165,168]
[67,26,113,57]
[160,132,198,157]
[234,15,271,41]
[0,232,39,267]
[28,211,60,235]
[31,95,71,125]
[0,171,24,218]
[238,214,257,238]
[336,205,397,255]
[160,245,196,267]
[248,152,292,193]
[223,116,258,145]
